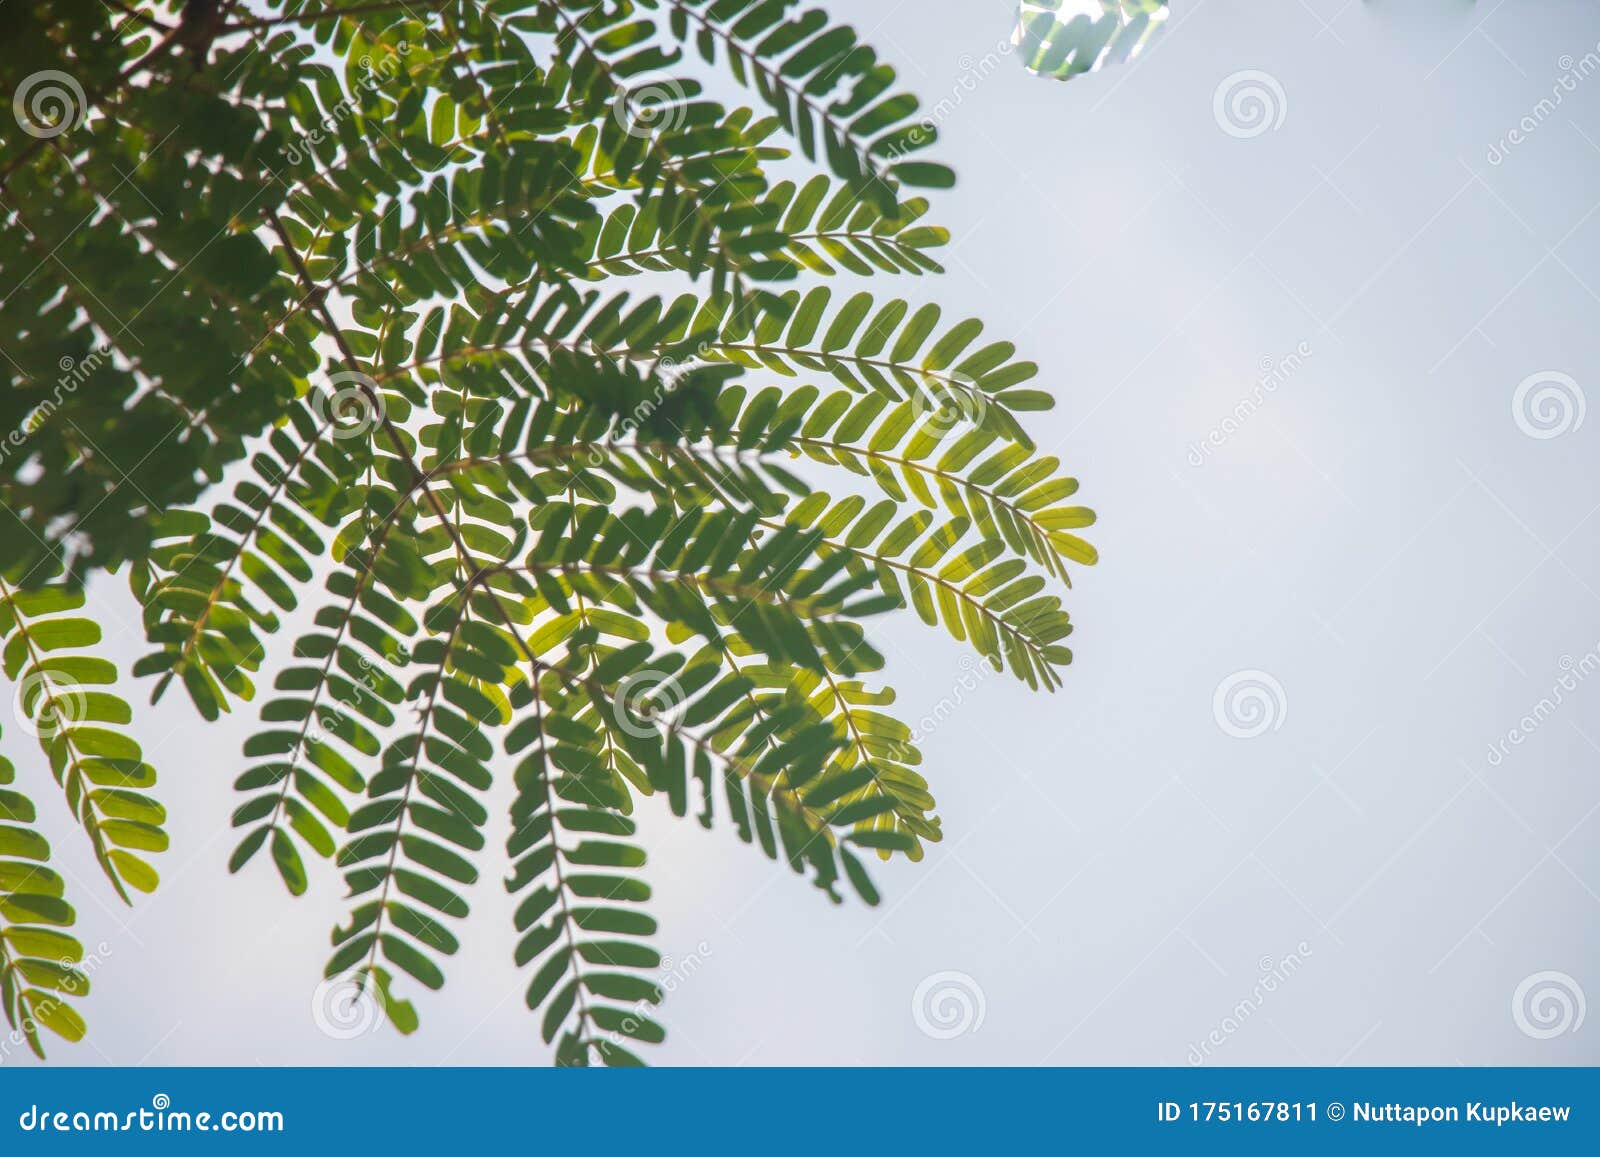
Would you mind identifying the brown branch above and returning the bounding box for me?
[104,0,174,32]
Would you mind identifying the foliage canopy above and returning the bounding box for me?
[0,0,1095,1064]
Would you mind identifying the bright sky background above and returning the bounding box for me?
[9,0,1600,1067]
